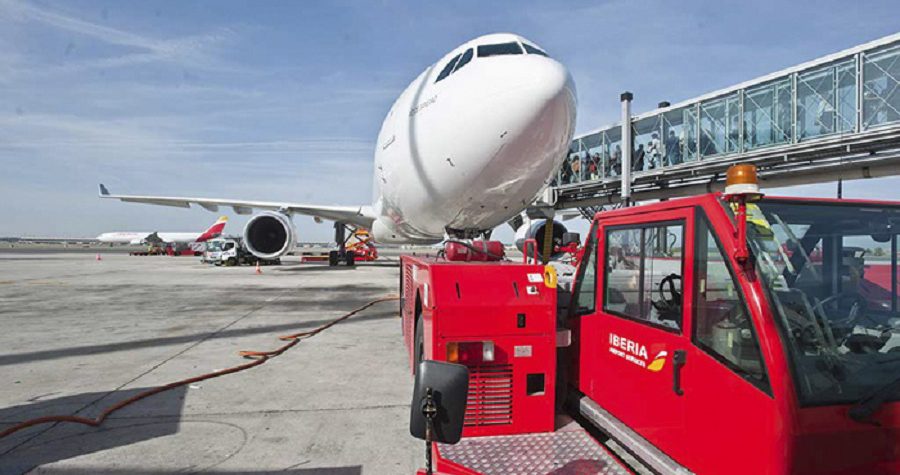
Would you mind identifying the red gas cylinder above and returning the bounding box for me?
[444,240,505,262]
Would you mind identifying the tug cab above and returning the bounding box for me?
[569,191,900,474]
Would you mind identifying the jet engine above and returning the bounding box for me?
[243,211,296,259]
[514,219,568,260]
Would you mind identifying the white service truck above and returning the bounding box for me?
[202,237,281,266]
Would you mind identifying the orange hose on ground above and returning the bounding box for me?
[0,296,399,440]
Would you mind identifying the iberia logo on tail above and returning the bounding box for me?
[197,216,228,242]
[647,350,668,372]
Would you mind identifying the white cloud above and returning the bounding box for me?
[0,0,237,80]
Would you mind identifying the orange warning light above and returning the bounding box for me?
[724,164,763,199]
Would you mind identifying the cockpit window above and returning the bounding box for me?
[477,42,523,57]
[453,48,473,73]
[435,53,461,83]
[523,43,548,57]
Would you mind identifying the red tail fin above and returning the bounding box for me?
[196,216,228,242]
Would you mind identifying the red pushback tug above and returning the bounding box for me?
[402,165,900,475]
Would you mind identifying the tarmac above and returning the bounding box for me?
[0,247,430,475]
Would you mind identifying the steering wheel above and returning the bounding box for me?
[652,273,682,320]
[816,292,868,328]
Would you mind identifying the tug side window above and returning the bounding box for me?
[604,222,685,331]
[694,217,769,390]
[605,228,643,319]
[572,226,598,316]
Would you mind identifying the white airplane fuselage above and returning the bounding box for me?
[369,33,577,243]
[96,216,227,245]
[96,232,206,245]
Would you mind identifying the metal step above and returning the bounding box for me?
[438,420,633,475]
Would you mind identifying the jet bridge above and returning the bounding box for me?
[549,32,900,208]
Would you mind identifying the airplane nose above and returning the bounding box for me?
[441,56,576,230]
[486,57,577,141]
[407,54,578,235]
[521,58,576,108]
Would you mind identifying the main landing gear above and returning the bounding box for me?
[328,222,356,267]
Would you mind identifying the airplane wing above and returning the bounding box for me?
[99,184,376,229]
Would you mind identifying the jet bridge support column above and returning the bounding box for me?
[620,92,633,206]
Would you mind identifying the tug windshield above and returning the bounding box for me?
[745,199,900,406]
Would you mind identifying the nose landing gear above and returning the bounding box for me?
[328,249,356,267]
[328,222,377,267]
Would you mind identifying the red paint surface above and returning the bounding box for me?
[401,256,557,437]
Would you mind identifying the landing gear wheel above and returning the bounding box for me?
[328,251,339,267]
[226,257,237,267]
[344,251,355,267]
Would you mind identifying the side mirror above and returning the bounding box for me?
[871,232,891,243]
[562,232,580,246]
[409,360,469,444]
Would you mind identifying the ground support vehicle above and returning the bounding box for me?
[202,237,281,266]
[402,167,900,475]
[165,242,203,257]
[299,252,330,263]
[129,245,167,256]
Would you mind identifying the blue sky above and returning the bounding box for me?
[1,0,898,240]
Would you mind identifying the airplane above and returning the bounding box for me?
[100,33,577,266]
[96,216,228,245]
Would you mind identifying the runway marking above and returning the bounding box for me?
[27,281,68,285]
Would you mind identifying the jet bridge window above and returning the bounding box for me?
[477,42,523,57]
[522,43,548,57]
[435,53,462,83]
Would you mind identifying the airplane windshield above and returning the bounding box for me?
[743,199,900,407]
[477,42,523,57]
[522,43,549,57]
[435,53,461,83]
[453,48,473,73]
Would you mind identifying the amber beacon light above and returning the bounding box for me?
[724,163,762,198]
[723,164,764,265]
